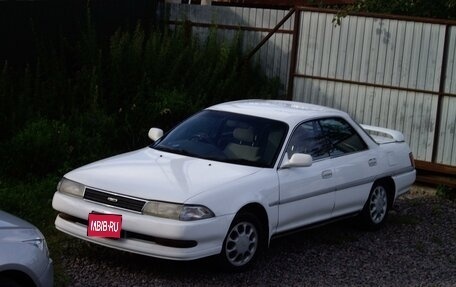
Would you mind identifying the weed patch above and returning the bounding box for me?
[436,185,456,202]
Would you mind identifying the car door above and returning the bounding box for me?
[276,120,336,233]
[318,117,380,217]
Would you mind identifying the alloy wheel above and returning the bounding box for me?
[369,185,388,224]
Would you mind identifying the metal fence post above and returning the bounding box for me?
[432,24,451,164]
[286,7,301,100]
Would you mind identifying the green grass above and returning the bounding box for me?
[0,177,57,232]
[436,185,456,202]
[0,177,70,285]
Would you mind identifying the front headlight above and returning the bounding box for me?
[142,201,182,220]
[23,230,50,258]
[57,178,85,197]
[179,205,215,221]
[143,201,214,221]
[24,238,50,257]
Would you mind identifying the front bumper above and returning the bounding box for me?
[52,192,233,261]
[37,257,53,287]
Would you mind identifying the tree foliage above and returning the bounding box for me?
[352,0,456,19]
[0,18,281,180]
[355,0,456,19]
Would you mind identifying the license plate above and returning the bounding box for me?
[87,213,122,238]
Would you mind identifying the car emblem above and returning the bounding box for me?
[107,197,118,203]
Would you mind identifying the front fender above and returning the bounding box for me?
[184,168,279,239]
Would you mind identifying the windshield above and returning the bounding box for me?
[152,110,288,168]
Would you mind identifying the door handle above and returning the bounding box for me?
[368,158,377,167]
[321,170,332,179]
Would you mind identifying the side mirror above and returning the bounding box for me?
[148,128,164,142]
[281,153,313,169]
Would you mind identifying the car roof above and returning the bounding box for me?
[208,99,348,126]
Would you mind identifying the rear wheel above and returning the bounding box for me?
[360,182,390,230]
[219,212,263,271]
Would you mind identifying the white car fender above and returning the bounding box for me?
[184,168,280,236]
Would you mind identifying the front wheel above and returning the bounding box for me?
[359,182,390,230]
[219,212,263,271]
[0,275,27,287]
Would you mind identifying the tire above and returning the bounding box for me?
[219,212,263,271]
[359,181,390,230]
[0,275,25,287]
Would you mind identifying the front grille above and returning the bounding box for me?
[83,188,146,212]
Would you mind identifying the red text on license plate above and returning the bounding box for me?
[87,213,122,238]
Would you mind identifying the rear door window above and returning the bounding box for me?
[319,118,367,157]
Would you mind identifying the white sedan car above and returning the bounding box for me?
[52,100,416,270]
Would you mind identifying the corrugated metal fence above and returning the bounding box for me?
[169,4,456,168]
[292,9,456,167]
[168,4,294,91]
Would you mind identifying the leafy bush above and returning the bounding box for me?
[0,12,280,181]
[64,112,118,169]
[0,176,57,230]
[0,7,281,286]
[0,119,71,179]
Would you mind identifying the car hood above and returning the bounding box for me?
[0,210,35,229]
[64,147,261,203]
[0,210,42,242]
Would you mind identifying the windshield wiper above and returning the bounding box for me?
[153,146,196,157]
[222,158,268,168]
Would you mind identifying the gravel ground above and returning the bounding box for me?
[59,185,456,287]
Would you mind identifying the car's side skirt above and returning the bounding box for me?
[270,212,359,241]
